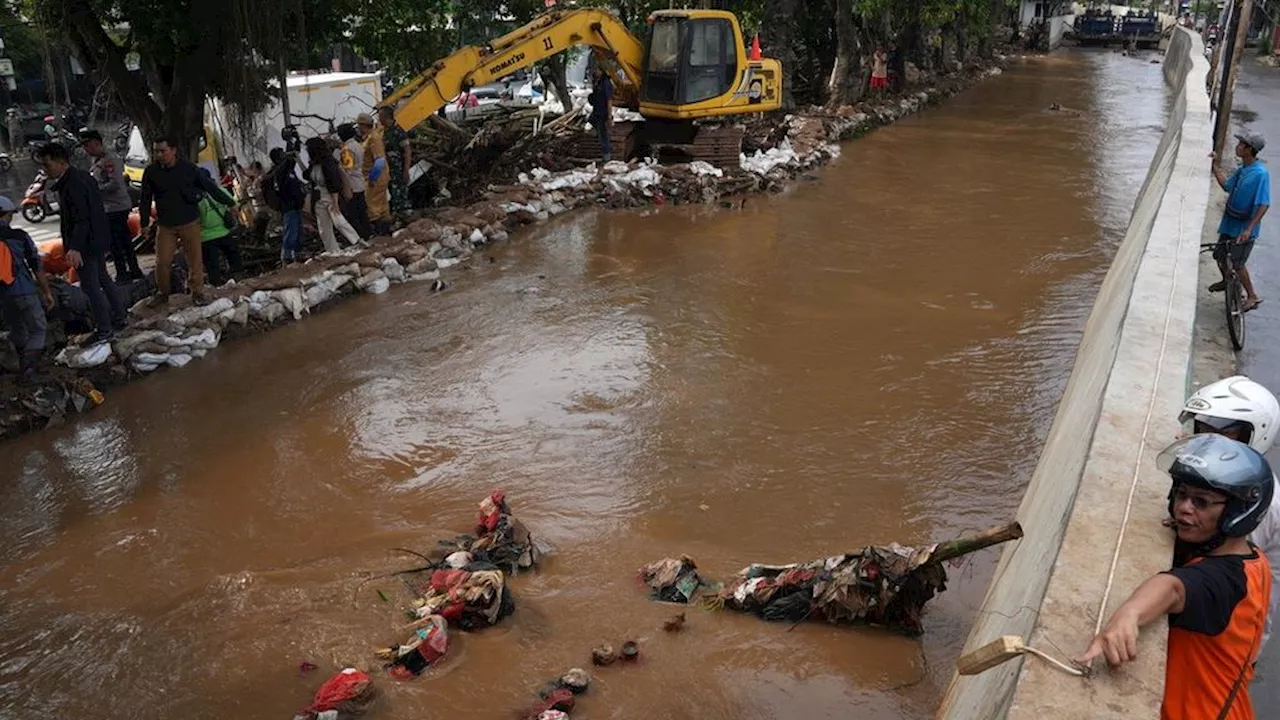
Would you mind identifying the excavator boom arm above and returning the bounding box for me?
[385,9,646,132]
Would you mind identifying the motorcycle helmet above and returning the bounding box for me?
[1158,434,1274,539]
[1179,375,1279,453]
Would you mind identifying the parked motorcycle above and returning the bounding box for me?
[21,169,59,223]
[0,153,12,172]
[27,125,87,162]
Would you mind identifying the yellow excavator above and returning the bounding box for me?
[382,8,782,166]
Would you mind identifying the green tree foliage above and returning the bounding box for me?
[0,3,44,83]
[31,0,349,154]
[32,0,1019,157]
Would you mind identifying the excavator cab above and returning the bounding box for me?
[639,11,781,120]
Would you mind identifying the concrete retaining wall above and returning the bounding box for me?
[937,27,1212,719]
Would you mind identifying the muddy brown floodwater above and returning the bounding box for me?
[0,51,1167,720]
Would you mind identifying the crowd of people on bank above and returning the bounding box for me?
[0,106,421,381]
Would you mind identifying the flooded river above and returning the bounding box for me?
[0,51,1167,719]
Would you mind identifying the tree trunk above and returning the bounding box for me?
[63,0,163,143]
[763,0,803,109]
[825,0,863,107]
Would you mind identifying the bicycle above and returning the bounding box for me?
[1202,241,1248,351]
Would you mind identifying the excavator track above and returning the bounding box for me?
[575,122,744,171]
[650,125,744,170]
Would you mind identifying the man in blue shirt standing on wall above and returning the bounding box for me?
[589,67,614,163]
[1212,132,1271,312]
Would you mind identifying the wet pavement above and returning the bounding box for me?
[1222,58,1280,708]
[0,51,1168,719]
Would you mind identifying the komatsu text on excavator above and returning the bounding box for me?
[381,8,782,167]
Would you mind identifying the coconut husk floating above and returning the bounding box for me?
[638,522,1022,636]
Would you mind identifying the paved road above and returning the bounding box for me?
[1225,59,1280,707]
[12,214,60,245]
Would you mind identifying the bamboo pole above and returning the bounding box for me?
[927,521,1024,566]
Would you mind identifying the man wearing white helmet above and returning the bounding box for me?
[1180,375,1280,649]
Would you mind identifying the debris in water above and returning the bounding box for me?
[620,640,640,661]
[639,555,706,603]
[640,522,1022,636]
[292,667,374,720]
[377,589,391,603]
[379,614,449,678]
[521,688,576,720]
[591,644,617,666]
[663,612,687,633]
[299,660,318,674]
[559,667,591,694]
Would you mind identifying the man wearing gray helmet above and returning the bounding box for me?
[1211,132,1270,312]
[1075,434,1272,719]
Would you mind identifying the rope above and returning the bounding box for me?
[1022,644,1090,677]
[1091,97,1200,636]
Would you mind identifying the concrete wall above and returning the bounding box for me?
[1050,16,1068,50]
[937,27,1212,719]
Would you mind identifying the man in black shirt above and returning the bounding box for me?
[38,143,126,344]
[137,135,225,306]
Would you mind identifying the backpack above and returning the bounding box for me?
[261,174,282,212]
[322,159,345,196]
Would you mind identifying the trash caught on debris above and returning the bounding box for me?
[520,667,591,719]
[358,490,541,679]
[639,555,707,603]
[639,522,1022,636]
[292,667,374,720]
[379,614,449,679]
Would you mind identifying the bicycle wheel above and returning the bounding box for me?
[1226,274,1246,351]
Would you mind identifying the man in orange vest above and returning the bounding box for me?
[37,239,79,284]
[1076,434,1273,720]
[0,196,52,381]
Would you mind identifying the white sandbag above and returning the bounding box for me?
[135,351,171,366]
[323,273,354,294]
[166,353,192,368]
[259,302,287,324]
[155,334,193,348]
[363,277,390,295]
[404,268,440,282]
[405,258,437,276]
[689,161,724,178]
[274,288,307,319]
[301,270,333,287]
[55,342,111,369]
[132,361,160,373]
[230,301,250,325]
[436,257,461,269]
[469,228,486,245]
[185,328,219,351]
[113,330,164,360]
[381,258,406,283]
[355,269,386,290]
[304,284,334,308]
[167,297,234,327]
